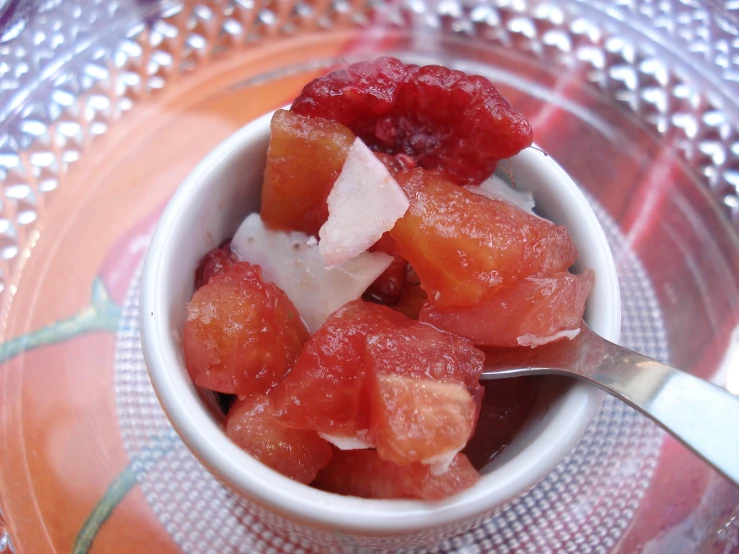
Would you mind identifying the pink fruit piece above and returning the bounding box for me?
[314,449,480,500]
[369,374,476,471]
[226,394,332,484]
[420,270,594,348]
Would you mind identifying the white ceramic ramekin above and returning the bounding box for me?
[140,109,621,549]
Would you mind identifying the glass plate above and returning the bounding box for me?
[1,0,738,553]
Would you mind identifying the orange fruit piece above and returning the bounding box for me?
[261,109,354,236]
[420,270,594,348]
[226,394,332,484]
[390,169,578,307]
[183,262,309,395]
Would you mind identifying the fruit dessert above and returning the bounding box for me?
[182,58,593,500]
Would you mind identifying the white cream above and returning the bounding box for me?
[319,432,375,450]
[319,138,409,267]
[517,328,581,348]
[231,213,392,333]
[466,174,535,214]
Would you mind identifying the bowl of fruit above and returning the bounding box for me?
[140,57,621,549]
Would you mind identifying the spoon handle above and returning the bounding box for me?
[482,327,739,487]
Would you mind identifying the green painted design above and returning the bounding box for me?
[71,463,138,554]
[72,433,178,553]
[0,276,122,364]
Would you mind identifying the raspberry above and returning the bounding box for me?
[291,57,533,186]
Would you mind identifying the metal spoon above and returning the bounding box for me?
[480,324,739,487]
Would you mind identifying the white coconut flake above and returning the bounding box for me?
[423,448,462,476]
[517,328,581,348]
[319,138,409,267]
[231,213,392,333]
[318,433,375,450]
[466,174,536,214]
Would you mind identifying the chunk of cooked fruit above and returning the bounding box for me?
[314,449,480,500]
[183,262,309,395]
[231,214,392,334]
[420,270,594,348]
[291,57,533,186]
[272,300,484,464]
[261,109,355,236]
[364,233,406,304]
[226,394,332,484]
[271,301,374,439]
[390,169,578,307]
[194,242,235,290]
[369,375,475,469]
